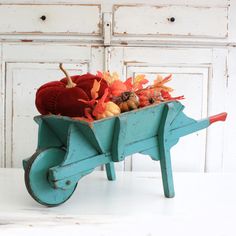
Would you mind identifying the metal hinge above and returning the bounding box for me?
[103,12,112,46]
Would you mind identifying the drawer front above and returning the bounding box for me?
[113,5,228,38]
[0,4,101,35]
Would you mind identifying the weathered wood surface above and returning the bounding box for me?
[0,0,234,173]
[0,5,101,35]
[1,168,236,235]
[22,102,226,206]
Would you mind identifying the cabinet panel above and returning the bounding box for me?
[0,5,101,36]
[3,44,104,168]
[108,47,227,172]
[222,48,236,172]
[113,5,228,38]
[0,45,3,167]
[127,66,208,172]
[5,63,88,168]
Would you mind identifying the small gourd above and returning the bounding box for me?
[137,89,162,108]
[115,92,140,112]
[95,101,121,120]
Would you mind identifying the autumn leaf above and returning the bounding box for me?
[92,88,109,117]
[96,71,104,79]
[154,74,173,92]
[161,90,184,101]
[124,77,133,91]
[96,71,119,84]
[133,74,149,91]
[78,98,97,107]
[73,108,94,122]
[91,79,101,100]
[109,80,127,96]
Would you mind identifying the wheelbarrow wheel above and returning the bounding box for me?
[24,148,77,207]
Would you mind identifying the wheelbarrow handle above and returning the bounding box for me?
[169,111,227,140]
[209,112,227,124]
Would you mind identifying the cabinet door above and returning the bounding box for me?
[3,44,103,167]
[223,48,236,172]
[107,47,227,172]
[0,45,3,167]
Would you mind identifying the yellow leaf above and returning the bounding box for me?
[154,75,163,84]
[98,71,120,84]
[134,74,146,84]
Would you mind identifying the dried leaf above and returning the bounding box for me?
[124,77,133,91]
[78,98,97,107]
[161,90,184,101]
[153,74,173,92]
[109,80,127,96]
[92,88,109,117]
[73,108,94,122]
[96,71,120,84]
[91,79,101,99]
[133,74,149,91]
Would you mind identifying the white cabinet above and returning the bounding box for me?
[2,44,104,167]
[0,4,102,36]
[0,0,233,172]
[113,5,228,39]
[223,48,236,172]
[0,44,3,168]
[108,47,227,172]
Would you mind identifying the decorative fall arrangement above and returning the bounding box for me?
[35,64,184,121]
[24,63,227,207]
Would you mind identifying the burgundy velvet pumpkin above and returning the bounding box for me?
[35,64,108,117]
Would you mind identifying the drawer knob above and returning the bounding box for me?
[40,15,46,21]
[168,17,175,22]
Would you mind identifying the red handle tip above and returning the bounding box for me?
[209,112,227,124]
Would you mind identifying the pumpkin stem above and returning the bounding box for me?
[59,63,76,88]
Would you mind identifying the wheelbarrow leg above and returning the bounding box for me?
[105,162,116,181]
[159,146,175,198]
[158,103,176,198]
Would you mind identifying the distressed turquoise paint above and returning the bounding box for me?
[23,101,227,206]
[24,148,77,206]
[111,116,128,162]
[105,162,116,181]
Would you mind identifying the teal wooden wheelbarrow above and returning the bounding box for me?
[23,101,227,206]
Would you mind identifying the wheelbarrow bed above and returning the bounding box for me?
[23,101,227,207]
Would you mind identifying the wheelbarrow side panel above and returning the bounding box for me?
[23,101,227,206]
[23,116,70,170]
[34,116,65,149]
[35,116,72,148]
[92,103,166,162]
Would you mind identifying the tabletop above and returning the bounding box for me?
[0,168,236,235]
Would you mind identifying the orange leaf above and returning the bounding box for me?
[154,74,172,86]
[73,108,94,122]
[161,90,184,101]
[92,88,109,117]
[96,71,104,79]
[153,74,173,92]
[124,77,133,91]
[78,98,97,107]
[96,71,119,84]
[133,74,149,91]
[109,80,127,96]
[91,79,101,99]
